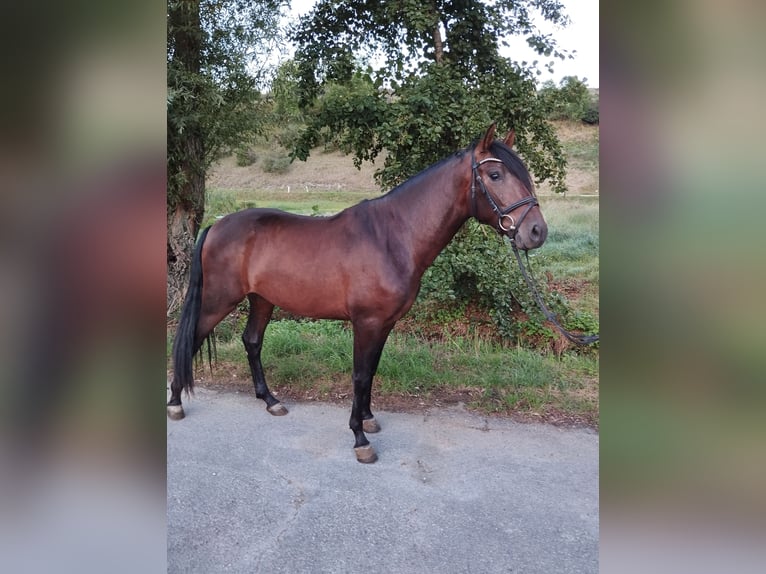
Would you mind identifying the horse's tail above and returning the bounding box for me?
[171,225,212,395]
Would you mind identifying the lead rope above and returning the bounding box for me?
[509,243,599,346]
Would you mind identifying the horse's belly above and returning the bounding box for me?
[270,290,349,320]
[251,266,351,320]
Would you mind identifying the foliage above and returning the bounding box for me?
[415,220,571,342]
[166,0,289,313]
[269,59,306,126]
[291,70,387,168]
[235,146,257,166]
[581,93,600,125]
[167,0,287,206]
[260,149,292,174]
[286,1,594,344]
[201,188,241,230]
[538,76,598,124]
[291,0,571,193]
[292,0,571,85]
[273,122,305,150]
[410,213,600,347]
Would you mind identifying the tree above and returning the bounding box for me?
[290,1,578,340]
[291,0,571,192]
[167,0,286,313]
[538,75,597,123]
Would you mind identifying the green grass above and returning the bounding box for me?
[530,194,599,317]
[201,319,598,423]
[537,196,599,277]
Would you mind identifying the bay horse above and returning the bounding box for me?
[168,124,547,463]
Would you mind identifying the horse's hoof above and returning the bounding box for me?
[363,417,380,433]
[267,402,288,416]
[354,445,378,464]
[167,405,185,421]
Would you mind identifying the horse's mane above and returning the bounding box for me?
[380,149,468,199]
[487,140,535,194]
[365,139,533,206]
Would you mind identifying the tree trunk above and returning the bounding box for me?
[166,140,204,315]
[167,0,204,315]
[432,24,444,64]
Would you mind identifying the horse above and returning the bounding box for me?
[167,123,548,463]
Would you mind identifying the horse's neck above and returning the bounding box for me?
[375,156,471,273]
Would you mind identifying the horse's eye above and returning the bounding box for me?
[489,171,501,181]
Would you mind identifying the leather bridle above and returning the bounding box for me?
[470,151,538,242]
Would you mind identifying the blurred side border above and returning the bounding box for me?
[0,2,167,573]
[601,1,766,572]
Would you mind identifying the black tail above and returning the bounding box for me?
[172,226,211,395]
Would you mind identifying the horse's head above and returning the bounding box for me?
[470,123,548,250]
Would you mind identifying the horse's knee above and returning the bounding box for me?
[241,336,262,354]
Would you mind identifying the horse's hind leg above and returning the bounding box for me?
[243,294,287,416]
[168,302,239,419]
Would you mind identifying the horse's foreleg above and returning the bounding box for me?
[242,295,286,415]
[349,322,391,463]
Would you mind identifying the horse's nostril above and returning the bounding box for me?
[531,224,540,239]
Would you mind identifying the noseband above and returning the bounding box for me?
[470,151,538,241]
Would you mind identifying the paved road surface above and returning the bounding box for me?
[167,388,598,573]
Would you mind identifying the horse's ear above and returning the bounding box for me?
[480,123,497,152]
[504,129,515,148]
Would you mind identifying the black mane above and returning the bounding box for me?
[382,148,468,198]
[369,140,533,202]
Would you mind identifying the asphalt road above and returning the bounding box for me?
[167,387,598,573]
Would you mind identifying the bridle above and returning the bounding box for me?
[470,150,599,346]
[470,150,538,242]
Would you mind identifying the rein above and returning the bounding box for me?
[471,151,599,346]
[509,244,599,346]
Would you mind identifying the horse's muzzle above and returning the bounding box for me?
[512,220,547,250]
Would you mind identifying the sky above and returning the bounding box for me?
[500,0,599,87]
[286,0,598,87]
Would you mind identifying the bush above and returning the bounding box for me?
[415,221,571,344]
[202,189,239,227]
[235,146,257,166]
[581,97,599,125]
[539,76,598,124]
[260,150,292,173]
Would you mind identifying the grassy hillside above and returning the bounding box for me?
[206,120,598,206]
